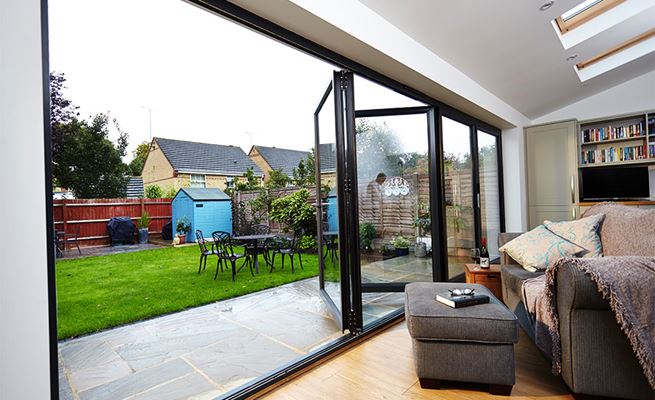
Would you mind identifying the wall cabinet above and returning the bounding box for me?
[525,121,578,229]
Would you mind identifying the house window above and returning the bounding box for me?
[225,176,234,188]
[190,174,206,188]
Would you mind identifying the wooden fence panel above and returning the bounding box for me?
[53,198,172,246]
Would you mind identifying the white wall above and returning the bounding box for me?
[532,70,655,124]
[0,1,53,399]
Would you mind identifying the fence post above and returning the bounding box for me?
[62,200,68,234]
[140,197,145,216]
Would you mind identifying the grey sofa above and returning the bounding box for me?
[499,204,654,399]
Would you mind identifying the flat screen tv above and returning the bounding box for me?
[580,165,650,201]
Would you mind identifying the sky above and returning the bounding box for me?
[48,0,469,162]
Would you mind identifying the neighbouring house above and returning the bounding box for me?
[317,143,337,188]
[141,137,263,191]
[248,145,310,183]
[125,177,144,198]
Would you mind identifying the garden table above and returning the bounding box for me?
[232,234,276,273]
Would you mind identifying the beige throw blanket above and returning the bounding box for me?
[522,257,655,388]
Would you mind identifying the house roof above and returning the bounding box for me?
[126,177,144,198]
[176,187,230,201]
[155,137,263,176]
[318,143,336,173]
[251,145,310,177]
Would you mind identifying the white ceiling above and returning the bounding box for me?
[358,0,655,119]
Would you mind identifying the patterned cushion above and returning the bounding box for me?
[498,225,585,272]
[544,213,604,258]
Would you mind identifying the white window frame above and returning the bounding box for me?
[190,174,206,188]
[225,176,234,188]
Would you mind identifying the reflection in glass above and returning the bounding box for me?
[355,114,433,323]
[477,130,501,260]
[442,117,475,279]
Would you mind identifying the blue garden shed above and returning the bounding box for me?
[171,188,232,242]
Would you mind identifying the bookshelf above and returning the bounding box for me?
[578,112,655,167]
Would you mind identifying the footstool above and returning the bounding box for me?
[405,282,518,395]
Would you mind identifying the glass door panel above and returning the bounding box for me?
[477,130,502,261]
[355,114,433,283]
[314,76,346,330]
[442,116,476,279]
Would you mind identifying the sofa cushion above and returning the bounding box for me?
[545,213,604,258]
[583,203,655,256]
[501,264,544,298]
[499,225,585,272]
[405,282,518,344]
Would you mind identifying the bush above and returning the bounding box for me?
[145,184,163,198]
[299,235,317,250]
[391,235,410,249]
[137,212,150,229]
[269,188,315,233]
[359,222,376,251]
[163,186,177,198]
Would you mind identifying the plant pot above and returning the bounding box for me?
[395,248,409,257]
[177,234,186,245]
[415,242,427,257]
[138,228,149,244]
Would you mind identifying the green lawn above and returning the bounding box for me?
[56,245,320,339]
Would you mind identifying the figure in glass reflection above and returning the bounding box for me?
[366,172,387,228]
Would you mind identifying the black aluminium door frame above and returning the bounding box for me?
[353,105,446,293]
[439,108,505,273]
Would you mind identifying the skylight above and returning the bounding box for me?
[561,0,603,21]
[556,0,625,33]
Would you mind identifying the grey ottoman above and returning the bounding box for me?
[405,282,518,396]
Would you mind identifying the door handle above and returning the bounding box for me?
[570,176,575,204]
[572,207,576,220]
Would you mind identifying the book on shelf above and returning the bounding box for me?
[650,144,655,158]
[581,121,644,144]
[436,292,490,308]
[581,144,648,165]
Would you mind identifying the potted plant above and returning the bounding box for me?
[175,216,191,245]
[391,235,410,257]
[137,212,150,244]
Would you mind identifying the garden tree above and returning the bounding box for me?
[163,186,178,198]
[291,151,316,187]
[248,189,275,224]
[128,141,150,176]
[269,188,316,233]
[229,167,261,193]
[145,184,164,198]
[50,72,79,161]
[53,114,131,198]
[265,168,289,189]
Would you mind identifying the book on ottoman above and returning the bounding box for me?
[436,292,490,308]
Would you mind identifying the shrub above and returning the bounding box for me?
[269,188,315,233]
[145,184,163,198]
[359,222,376,251]
[299,235,317,250]
[163,186,177,198]
[391,235,410,249]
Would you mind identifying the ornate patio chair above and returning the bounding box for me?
[212,231,253,281]
[196,230,220,275]
[271,229,304,273]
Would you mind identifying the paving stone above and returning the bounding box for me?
[116,314,242,371]
[78,358,193,400]
[185,330,300,387]
[60,339,122,372]
[58,355,75,400]
[129,372,219,400]
[70,357,133,393]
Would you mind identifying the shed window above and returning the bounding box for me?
[190,174,206,188]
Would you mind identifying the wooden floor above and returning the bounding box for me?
[261,321,574,400]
